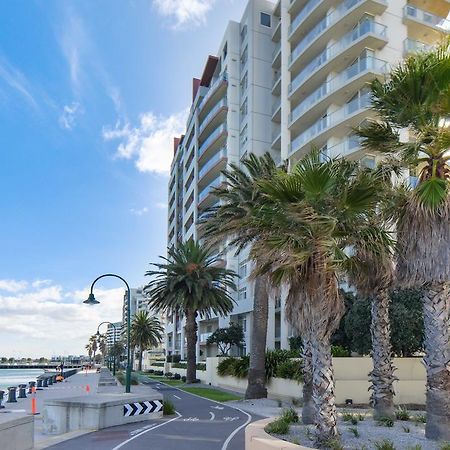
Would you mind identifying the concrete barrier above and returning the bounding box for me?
[0,413,34,450]
[245,418,309,450]
[43,391,164,435]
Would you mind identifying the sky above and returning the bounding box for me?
[0,0,248,358]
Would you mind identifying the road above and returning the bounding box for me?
[47,376,261,450]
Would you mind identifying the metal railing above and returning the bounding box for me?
[198,124,227,158]
[403,5,450,31]
[198,148,227,180]
[198,99,227,135]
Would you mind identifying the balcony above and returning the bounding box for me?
[198,73,228,116]
[272,44,281,68]
[288,20,387,104]
[272,98,282,123]
[289,91,371,157]
[198,99,228,138]
[289,0,327,44]
[198,148,227,183]
[198,177,222,206]
[289,0,387,73]
[272,72,282,95]
[272,18,282,42]
[289,57,388,133]
[403,38,433,55]
[199,332,214,343]
[272,128,281,149]
[198,124,227,162]
[403,5,450,40]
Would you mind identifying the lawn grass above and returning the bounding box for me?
[181,387,242,402]
[144,375,184,387]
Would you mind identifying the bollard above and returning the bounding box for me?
[7,387,17,403]
[36,379,43,390]
[0,390,4,409]
[42,378,48,388]
[18,384,27,399]
[28,381,36,395]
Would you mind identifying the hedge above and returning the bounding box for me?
[172,362,206,371]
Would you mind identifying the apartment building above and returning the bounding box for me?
[106,321,122,350]
[166,0,450,359]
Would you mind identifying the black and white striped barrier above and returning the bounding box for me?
[123,400,163,417]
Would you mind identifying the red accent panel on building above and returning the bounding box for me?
[192,78,201,102]
[200,56,219,87]
[173,137,180,156]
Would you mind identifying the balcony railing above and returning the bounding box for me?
[272,99,281,115]
[290,0,383,64]
[272,44,281,62]
[198,177,221,204]
[289,20,387,95]
[290,91,371,154]
[198,99,227,135]
[289,0,318,37]
[200,332,213,343]
[198,148,227,180]
[290,56,387,124]
[198,73,228,111]
[403,38,433,54]
[198,124,227,158]
[404,5,450,31]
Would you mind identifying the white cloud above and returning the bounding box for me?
[155,202,168,209]
[153,0,216,28]
[59,101,82,130]
[0,279,125,358]
[130,207,149,216]
[0,279,28,293]
[102,109,187,175]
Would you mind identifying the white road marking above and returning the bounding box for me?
[211,405,224,410]
[173,395,181,399]
[223,416,239,422]
[183,417,199,422]
[209,412,215,421]
[111,412,181,450]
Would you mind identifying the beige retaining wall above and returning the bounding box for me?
[147,356,426,405]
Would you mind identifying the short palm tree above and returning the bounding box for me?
[131,311,164,372]
[358,42,450,440]
[144,239,236,383]
[248,151,392,443]
[201,153,285,400]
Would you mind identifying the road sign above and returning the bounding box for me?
[123,400,163,417]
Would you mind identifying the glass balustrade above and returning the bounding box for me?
[198,177,222,203]
[289,0,318,36]
[198,124,227,158]
[198,149,227,180]
[290,91,370,153]
[198,99,227,135]
[403,38,433,54]
[290,57,387,123]
[272,44,281,61]
[198,73,228,111]
[272,99,281,115]
[404,5,450,31]
[289,20,387,95]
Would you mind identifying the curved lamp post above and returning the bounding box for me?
[84,274,132,393]
[96,321,117,376]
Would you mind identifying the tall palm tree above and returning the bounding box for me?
[131,311,164,372]
[144,239,236,383]
[89,335,98,362]
[85,343,93,362]
[358,42,450,440]
[248,151,391,443]
[201,153,283,400]
[98,334,107,365]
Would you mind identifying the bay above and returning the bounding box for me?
[0,369,45,390]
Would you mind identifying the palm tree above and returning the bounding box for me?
[89,335,98,362]
[247,151,391,443]
[201,153,282,400]
[98,334,107,366]
[85,343,93,362]
[131,311,164,371]
[357,42,450,440]
[109,341,125,371]
[144,239,236,383]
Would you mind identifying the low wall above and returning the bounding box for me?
[0,414,34,450]
[245,418,309,450]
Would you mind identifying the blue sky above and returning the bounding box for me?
[0,0,247,357]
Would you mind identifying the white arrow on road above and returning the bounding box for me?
[209,412,215,421]
[211,405,224,410]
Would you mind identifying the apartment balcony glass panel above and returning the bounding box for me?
[289,20,387,96]
[198,73,228,112]
[200,332,213,343]
[290,57,387,124]
[198,177,222,204]
[403,5,450,32]
[290,91,370,155]
[289,0,318,37]
[198,124,227,159]
[198,148,227,180]
[403,38,433,54]
[198,99,227,136]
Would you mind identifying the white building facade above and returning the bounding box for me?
[106,321,122,350]
[166,0,450,359]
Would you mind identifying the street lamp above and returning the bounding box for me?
[84,274,132,393]
[96,321,117,376]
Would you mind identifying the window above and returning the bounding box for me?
[240,72,248,96]
[260,12,271,27]
[319,145,328,163]
[240,98,248,117]
[238,262,247,278]
[240,124,248,147]
[238,288,247,301]
[240,24,247,42]
[223,42,228,60]
[240,46,248,68]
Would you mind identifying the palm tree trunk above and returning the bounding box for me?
[301,336,314,425]
[138,347,143,372]
[423,282,450,440]
[370,290,396,419]
[185,309,198,384]
[311,334,338,443]
[245,275,268,399]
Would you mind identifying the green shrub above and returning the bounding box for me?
[163,400,176,415]
[276,360,303,381]
[349,426,359,437]
[440,444,450,450]
[233,355,249,378]
[402,425,410,433]
[264,418,289,435]
[377,416,394,427]
[181,376,186,382]
[152,362,165,367]
[374,440,396,450]
[331,345,351,357]
[414,413,426,423]
[172,362,206,371]
[173,373,181,380]
[281,408,299,424]
[217,357,237,377]
[320,438,343,450]
[395,406,410,421]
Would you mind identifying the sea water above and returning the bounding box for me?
[0,369,45,390]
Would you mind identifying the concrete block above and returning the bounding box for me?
[0,413,34,450]
[43,391,163,435]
